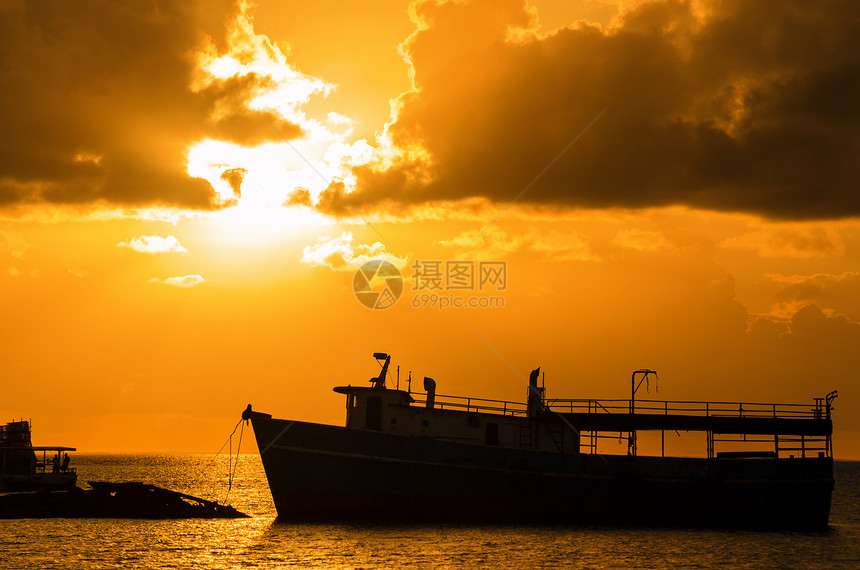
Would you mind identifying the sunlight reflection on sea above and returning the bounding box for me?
[1,456,859,568]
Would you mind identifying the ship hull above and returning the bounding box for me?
[251,417,833,529]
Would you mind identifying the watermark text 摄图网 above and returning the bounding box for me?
[411,293,506,311]
[353,258,507,311]
[409,259,507,311]
[411,259,507,292]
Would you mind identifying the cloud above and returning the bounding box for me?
[0,0,312,212]
[149,274,204,288]
[220,168,247,200]
[437,221,718,262]
[765,271,860,286]
[301,232,408,270]
[118,235,188,254]
[612,229,673,252]
[436,227,527,260]
[744,303,860,404]
[286,188,314,207]
[438,226,599,262]
[787,304,860,342]
[183,7,370,211]
[722,225,845,258]
[750,303,860,367]
[764,271,860,320]
[0,231,28,259]
[317,0,860,220]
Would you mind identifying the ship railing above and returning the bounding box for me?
[411,392,529,416]
[26,447,77,475]
[544,398,832,458]
[33,459,78,476]
[574,429,832,459]
[544,398,825,420]
[1,447,77,480]
[406,394,826,422]
[709,432,830,459]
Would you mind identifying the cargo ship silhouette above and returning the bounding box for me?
[244,353,836,529]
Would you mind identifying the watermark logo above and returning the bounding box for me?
[353,259,404,310]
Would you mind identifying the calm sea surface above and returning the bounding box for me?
[1,455,859,568]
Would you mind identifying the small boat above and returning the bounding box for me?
[244,353,837,529]
[0,420,77,492]
[0,420,248,519]
[0,481,249,519]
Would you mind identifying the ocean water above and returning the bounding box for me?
[1,455,859,569]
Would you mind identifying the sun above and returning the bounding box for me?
[181,1,392,249]
[184,138,334,246]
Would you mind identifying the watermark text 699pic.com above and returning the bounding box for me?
[411,292,506,311]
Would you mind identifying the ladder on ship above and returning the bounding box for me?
[544,421,565,452]
[519,421,567,451]
[519,421,533,448]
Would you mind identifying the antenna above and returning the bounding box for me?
[629,369,658,457]
[370,353,391,389]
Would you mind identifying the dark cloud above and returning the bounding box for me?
[0,0,301,210]
[787,304,860,346]
[742,303,860,408]
[774,281,825,305]
[201,74,304,145]
[322,0,860,220]
[768,271,860,321]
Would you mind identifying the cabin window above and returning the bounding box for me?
[485,422,499,445]
[366,396,383,430]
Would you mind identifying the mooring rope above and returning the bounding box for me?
[224,419,244,505]
[190,417,244,501]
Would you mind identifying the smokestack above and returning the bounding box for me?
[424,377,436,409]
[528,367,541,418]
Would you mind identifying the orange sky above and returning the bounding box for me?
[2,0,859,458]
